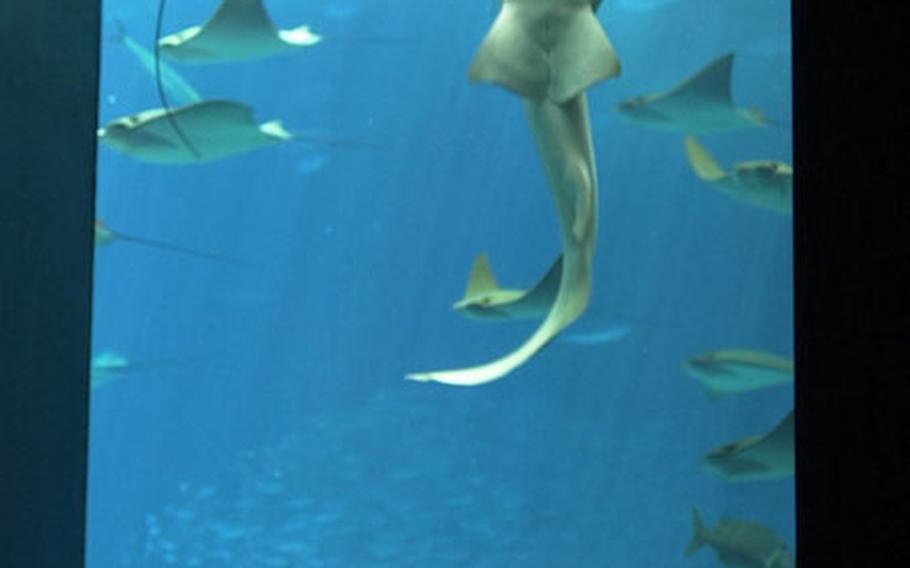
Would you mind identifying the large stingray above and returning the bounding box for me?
[614,53,766,134]
[683,348,794,397]
[157,0,322,64]
[684,136,792,214]
[97,99,292,163]
[453,253,562,320]
[701,410,794,482]
[95,219,249,265]
[407,0,620,386]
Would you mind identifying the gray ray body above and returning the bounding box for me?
[158,0,321,64]
[701,410,795,482]
[97,100,291,164]
[407,0,619,386]
[614,53,765,134]
[684,136,792,214]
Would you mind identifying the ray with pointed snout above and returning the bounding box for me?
[700,410,794,482]
[407,0,620,386]
[157,0,322,64]
[157,0,411,64]
[684,136,792,213]
[614,53,766,134]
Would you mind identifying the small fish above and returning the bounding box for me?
[701,410,794,482]
[684,136,792,214]
[90,350,131,390]
[453,254,561,320]
[111,19,201,105]
[614,53,767,134]
[686,508,795,568]
[558,322,631,345]
[683,349,793,397]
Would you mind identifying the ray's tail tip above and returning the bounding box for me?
[404,372,433,383]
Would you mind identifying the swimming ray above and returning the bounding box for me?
[453,253,562,320]
[97,99,292,163]
[700,410,794,482]
[157,0,412,64]
[95,220,251,266]
[407,0,620,386]
[684,136,792,213]
[614,53,767,134]
[91,350,211,391]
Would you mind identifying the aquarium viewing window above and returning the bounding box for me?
[84,1,795,566]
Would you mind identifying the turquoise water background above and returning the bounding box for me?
[88,0,793,565]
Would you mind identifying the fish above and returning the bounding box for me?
[453,253,562,320]
[407,0,620,386]
[701,410,794,482]
[97,99,292,163]
[686,508,795,568]
[157,0,323,64]
[110,19,202,105]
[95,219,250,266]
[90,350,131,390]
[684,136,792,214]
[614,53,767,134]
[683,349,793,397]
[90,350,211,391]
[557,322,631,345]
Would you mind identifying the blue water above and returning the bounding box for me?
[88,0,794,566]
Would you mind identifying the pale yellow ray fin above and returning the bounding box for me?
[684,136,726,182]
[464,253,499,298]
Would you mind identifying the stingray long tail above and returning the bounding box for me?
[322,35,419,46]
[114,232,252,267]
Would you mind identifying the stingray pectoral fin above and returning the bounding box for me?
[464,253,500,298]
[684,136,727,182]
[548,9,621,103]
[468,5,548,99]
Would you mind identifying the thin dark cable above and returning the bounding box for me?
[154,0,202,160]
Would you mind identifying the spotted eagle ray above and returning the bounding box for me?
[700,410,794,482]
[158,0,410,64]
[407,0,620,386]
[683,348,793,397]
[684,136,792,214]
[614,53,766,134]
[95,219,249,266]
[453,253,562,320]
